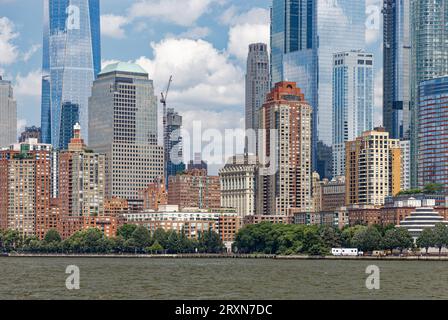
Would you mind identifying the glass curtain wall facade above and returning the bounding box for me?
[41,0,101,148]
[383,0,411,140]
[410,0,448,187]
[332,51,374,177]
[418,76,448,192]
[271,0,366,179]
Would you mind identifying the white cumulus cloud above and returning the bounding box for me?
[0,17,19,65]
[128,0,217,27]
[14,69,41,97]
[101,14,130,39]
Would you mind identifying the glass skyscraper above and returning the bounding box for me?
[410,0,448,187]
[41,0,101,148]
[333,51,374,177]
[59,102,79,150]
[383,0,411,140]
[418,76,448,192]
[271,0,366,178]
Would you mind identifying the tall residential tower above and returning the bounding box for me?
[257,82,313,215]
[271,0,366,178]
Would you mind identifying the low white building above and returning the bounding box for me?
[398,203,448,241]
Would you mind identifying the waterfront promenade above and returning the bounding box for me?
[5,253,448,261]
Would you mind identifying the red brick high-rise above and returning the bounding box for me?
[257,82,313,215]
[0,139,52,239]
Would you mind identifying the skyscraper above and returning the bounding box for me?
[245,43,270,153]
[333,51,374,177]
[383,0,412,139]
[418,76,448,192]
[165,108,185,185]
[41,0,101,148]
[271,0,366,178]
[410,0,448,187]
[257,82,313,215]
[0,76,17,148]
[88,62,164,204]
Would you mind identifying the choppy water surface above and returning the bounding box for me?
[0,258,447,300]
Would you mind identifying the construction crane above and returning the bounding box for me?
[161,75,173,143]
[160,75,173,110]
[161,76,173,185]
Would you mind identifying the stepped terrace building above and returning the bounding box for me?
[399,205,448,241]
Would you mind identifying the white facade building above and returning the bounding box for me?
[219,154,258,220]
[400,140,411,191]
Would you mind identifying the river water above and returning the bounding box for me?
[0,257,447,300]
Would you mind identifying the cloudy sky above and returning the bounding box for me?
[0,0,383,167]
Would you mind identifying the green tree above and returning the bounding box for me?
[416,228,435,254]
[341,225,367,248]
[319,226,342,249]
[3,230,21,252]
[146,240,164,254]
[131,226,151,251]
[166,231,180,253]
[433,223,448,255]
[395,228,413,253]
[44,229,62,244]
[198,230,224,254]
[423,183,444,194]
[351,226,382,252]
[117,224,138,241]
[381,229,399,251]
[152,228,169,249]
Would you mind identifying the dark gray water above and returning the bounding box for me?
[0,257,447,300]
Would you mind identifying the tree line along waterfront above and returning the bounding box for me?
[0,225,225,255]
[235,223,448,256]
[2,222,448,256]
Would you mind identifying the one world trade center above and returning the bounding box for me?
[40,0,101,149]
